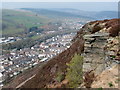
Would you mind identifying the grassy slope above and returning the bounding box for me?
[2,9,51,36]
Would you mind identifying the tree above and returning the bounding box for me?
[66,53,83,88]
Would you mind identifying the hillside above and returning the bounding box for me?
[2,9,51,36]
[3,18,120,89]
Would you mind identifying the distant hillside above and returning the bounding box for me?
[21,8,93,20]
[45,8,118,19]
[2,9,51,36]
[94,11,118,19]
[49,8,97,18]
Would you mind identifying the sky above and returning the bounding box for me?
[1,0,120,2]
[1,0,119,11]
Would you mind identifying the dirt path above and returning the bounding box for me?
[16,74,36,88]
[3,62,46,88]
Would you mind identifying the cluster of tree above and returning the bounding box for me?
[2,38,35,50]
[28,26,44,33]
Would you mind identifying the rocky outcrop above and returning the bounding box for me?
[82,32,119,73]
[79,18,120,88]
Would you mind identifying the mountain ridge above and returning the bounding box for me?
[22,8,118,20]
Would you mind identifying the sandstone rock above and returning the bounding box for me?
[91,65,119,88]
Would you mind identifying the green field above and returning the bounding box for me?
[31,34,42,40]
[2,9,51,36]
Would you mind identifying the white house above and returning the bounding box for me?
[0,73,3,87]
